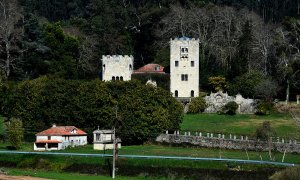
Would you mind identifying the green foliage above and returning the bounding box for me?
[2,77,183,144]
[229,71,265,97]
[0,117,5,141]
[254,79,279,102]
[7,118,24,150]
[208,76,228,92]
[256,101,274,115]
[222,101,238,115]
[188,97,207,114]
[255,121,275,141]
[131,73,170,91]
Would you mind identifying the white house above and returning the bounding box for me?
[101,55,134,81]
[93,129,121,150]
[34,124,87,151]
[170,37,199,98]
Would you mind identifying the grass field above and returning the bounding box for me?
[180,113,300,139]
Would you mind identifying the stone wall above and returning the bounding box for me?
[156,132,300,153]
[204,92,256,114]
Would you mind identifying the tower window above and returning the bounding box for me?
[112,76,115,81]
[191,90,194,97]
[181,74,188,81]
[175,90,178,97]
[103,64,105,70]
[116,76,120,81]
[120,76,123,81]
[191,61,194,67]
[175,61,179,67]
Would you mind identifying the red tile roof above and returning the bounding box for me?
[134,64,165,74]
[35,140,62,143]
[36,126,87,136]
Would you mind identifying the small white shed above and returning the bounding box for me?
[93,129,121,150]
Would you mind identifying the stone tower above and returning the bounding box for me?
[101,55,134,81]
[170,37,199,98]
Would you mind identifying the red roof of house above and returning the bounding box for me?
[35,140,62,143]
[134,64,165,74]
[36,126,87,136]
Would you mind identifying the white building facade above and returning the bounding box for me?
[170,37,199,98]
[101,55,134,81]
[93,129,121,150]
[34,125,87,151]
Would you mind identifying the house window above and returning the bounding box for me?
[175,61,179,67]
[181,74,188,81]
[96,134,101,141]
[48,136,51,140]
[175,90,178,97]
[155,66,160,71]
[191,61,194,67]
[120,76,123,81]
[116,76,119,81]
[191,90,194,97]
[112,76,115,81]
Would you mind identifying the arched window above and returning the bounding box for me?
[103,64,105,70]
[175,90,178,97]
[116,76,120,81]
[191,90,194,97]
[120,76,123,81]
[129,64,132,70]
[112,76,115,81]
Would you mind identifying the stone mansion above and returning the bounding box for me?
[101,37,199,98]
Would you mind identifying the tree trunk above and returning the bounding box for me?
[286,79,290,104]
[5,40,10,78]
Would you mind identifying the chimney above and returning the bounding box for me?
[52,124,56,127]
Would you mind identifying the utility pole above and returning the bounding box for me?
[112,126,116,179]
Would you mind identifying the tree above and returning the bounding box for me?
[0,0,23,78]
[188,96,207,114]
[222,101,238,115]
[0,116,5,141]
[7,118,24,149]
[208,76,228,92]
[254,78,278,102]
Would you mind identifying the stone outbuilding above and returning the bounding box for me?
[93,129,121,150]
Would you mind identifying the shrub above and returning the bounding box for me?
[222,101,238,115]
[7,118,24,150]
[188,97,207,113]
[255,101,274,115]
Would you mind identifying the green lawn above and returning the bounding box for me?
[181,113,300,139]
[5,168,160,180]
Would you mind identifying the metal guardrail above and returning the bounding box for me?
[0,150,297,167]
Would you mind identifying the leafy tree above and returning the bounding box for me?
[254,78,279,102]
[7,118,24,149]
[229,71,265,97]
[0,116,5,141]
[208,76,228,92]
[188,96,207,114]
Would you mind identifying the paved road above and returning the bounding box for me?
[0,150,297,167]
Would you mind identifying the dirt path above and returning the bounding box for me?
[0,174,49,180]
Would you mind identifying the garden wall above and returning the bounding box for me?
[156,132,300,153]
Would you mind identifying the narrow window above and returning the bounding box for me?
[191,61,194,67]
[116,76,120,81]
[112,76,115,81]
[129,64,132,70]
[181,74,185,81]
[185,74,188,81]
[103,64,105,70]
[48,136,51,140]
[181,48,185,53]
[191,90,194,97]
[175,90,178,97]
[185,48,188,53]
[120,76,123,81]
[175,61,179,67]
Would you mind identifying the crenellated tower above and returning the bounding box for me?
[170,37,199,98]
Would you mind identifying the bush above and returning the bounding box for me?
[188,97,207,114]
[255,101,274,115]
[222,101,238,115]
[7,118,24,150]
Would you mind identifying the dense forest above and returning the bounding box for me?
[0,0,300,100]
